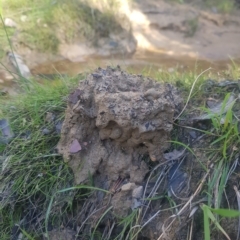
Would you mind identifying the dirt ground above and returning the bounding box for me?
[131,0,240,60]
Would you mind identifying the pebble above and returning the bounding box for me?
[121,182,136,191]
[20,15,27,22]
[69,139,82,153]
[132,186,143,199]
[4,18,17,28]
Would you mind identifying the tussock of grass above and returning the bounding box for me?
[0,76,82,239]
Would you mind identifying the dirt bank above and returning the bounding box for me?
[2,0,240,70]
[131,0,240,60]
[1,0,240,94]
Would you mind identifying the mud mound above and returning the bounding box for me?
[58,66,182,184]
[57,66,182,236]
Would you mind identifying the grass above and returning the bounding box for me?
[202,204,240,240]
[0,63,240,239]
[137,64,240,239]
[1,0,128,55]
[0,75,81,239]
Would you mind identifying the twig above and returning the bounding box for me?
[189,218,193,240]
[141,165,169,223]
[175,67,211,120]
[129,209,161,240]
[142,210,161,229]
[157,165,211,239]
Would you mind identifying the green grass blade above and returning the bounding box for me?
[19,228,35,240]
[210,208,240,218]
[206,207,230,240]
[58,185,110,194]
[202,204,211,240]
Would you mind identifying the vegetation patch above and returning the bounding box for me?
[0,65,240,239]
[0,75,81,239]
[1,0,128,54]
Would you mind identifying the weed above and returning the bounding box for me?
[201,93,239,158]
[202,204,240,240]
[225,58,240,80]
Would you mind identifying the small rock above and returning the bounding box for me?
[42,128,51,135]
[4,18,17,28]
[55,121,62,134]
[131,198,142,209]
[189,130,197,139]
[20,15,27,22]
[132,186,143,199]
[149,154,157,162]
[121,182,136,191]
[69,139,82,153]
[4,73,14,80]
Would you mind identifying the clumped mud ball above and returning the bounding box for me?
[58,66,182,184]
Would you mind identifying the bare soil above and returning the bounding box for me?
[131,0,240,60]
